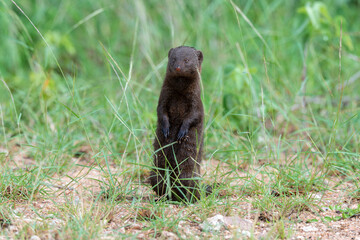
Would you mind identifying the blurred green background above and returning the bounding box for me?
[0,0,359,166]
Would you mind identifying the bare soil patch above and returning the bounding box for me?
[1,148,360,239]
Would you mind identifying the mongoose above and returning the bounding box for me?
[150,46,204,202]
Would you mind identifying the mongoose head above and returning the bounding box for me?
[166,46,203,79]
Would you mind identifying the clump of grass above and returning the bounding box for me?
[0,204,12,229]
[0,167,46,201]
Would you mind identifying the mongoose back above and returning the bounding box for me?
[150,46,204,202]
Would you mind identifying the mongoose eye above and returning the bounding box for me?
[184,59,189,63]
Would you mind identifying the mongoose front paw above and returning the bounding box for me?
[177,128,188,142]
[162,126,170,138]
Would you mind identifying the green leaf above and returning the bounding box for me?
[322,216,333,222]
[306,219,319,223]
[59,102,80,118]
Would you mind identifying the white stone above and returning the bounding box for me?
[313,193,322,199]
[30,236,41,240]
[241,230,251,237]
[200,214,253,233]
[200,214,226,232]
[224,216,252,231]
[302,226,318,232]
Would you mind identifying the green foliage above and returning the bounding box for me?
[0,167,46,201]
[298,1,353,50]
[222,64,256,132]
[309,204,360,223]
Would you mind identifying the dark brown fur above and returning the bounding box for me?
[150,46,204,202]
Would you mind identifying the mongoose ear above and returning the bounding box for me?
[168,48,174,58]
[197,50,203,65]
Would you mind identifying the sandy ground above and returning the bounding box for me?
[1,147,360,239]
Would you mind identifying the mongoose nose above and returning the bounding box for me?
[175,67,181,72]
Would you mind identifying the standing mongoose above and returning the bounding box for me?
[150,46,204,202]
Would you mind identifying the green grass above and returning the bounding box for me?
[1,0,360,239]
